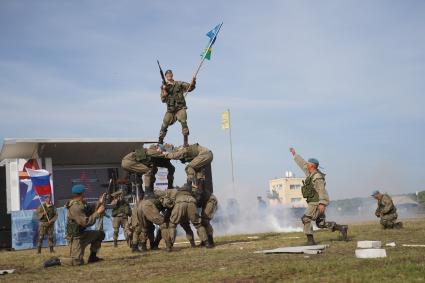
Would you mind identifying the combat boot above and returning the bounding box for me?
[207,235,215,247]
[334,224,348,241]
[113,240,118,247]
[43,257,61,268]
[131,244,141,253]
[158,137,164,145]
[49,246,54,253]
[340,225,349,241]
[141,242,148,252]
[394,222,403,229]
[306,234,316,245]
[205,240,214,249]
[87,252,103,263]
[183,135,189,147]
[165,241,172,252]
[37,246,41,254]
[189,239,196,248]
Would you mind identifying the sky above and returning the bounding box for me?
[0,0,424,200]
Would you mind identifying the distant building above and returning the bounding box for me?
[267,171,307,208]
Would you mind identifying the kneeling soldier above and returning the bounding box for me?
[44,185,106,268]
[372,190,402,229]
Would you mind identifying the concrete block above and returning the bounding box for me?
[355,248,387,258]
[255,244,329,254]
[357,241,382,249]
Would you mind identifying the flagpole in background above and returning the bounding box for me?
[185,22,223,97]
[222,109,235,192]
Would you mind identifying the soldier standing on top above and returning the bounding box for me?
[158,70,196,146]
[290,147,348,245]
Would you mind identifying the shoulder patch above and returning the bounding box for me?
[311,172,324,182]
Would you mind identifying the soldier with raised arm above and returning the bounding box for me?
[290,147,348,245]
[158,70,196,146]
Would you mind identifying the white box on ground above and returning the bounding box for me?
[357,241,382,249]
[355,249,387,258]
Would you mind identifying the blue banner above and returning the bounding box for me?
[11,208,125,250]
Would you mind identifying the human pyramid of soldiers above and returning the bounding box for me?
[41,68,217,267]
[40,68,403,268]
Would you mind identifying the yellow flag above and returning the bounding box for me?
[221,110,230,130]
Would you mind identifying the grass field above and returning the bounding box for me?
[1,218,424,283]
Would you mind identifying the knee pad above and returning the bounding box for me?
[180,120,188,128]
[301,215,312,224]
[99,231,106,241]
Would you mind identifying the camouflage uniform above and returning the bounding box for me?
[157,188,197,247]
[159,80,196,143]
[294,154,347,239]
[375,194,399,229]
[169,187,210,250]
[199,192,218,245]
[137,196,172,251]
[121,145,175,191]
[165,143,213,203]
[127,206,141,247]
[111,197,131,246]
[65,199,105,266]
[36,202,58,252]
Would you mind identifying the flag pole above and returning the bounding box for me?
[36,192,50,222]
[184,23,223,97]
[227,109,235,192]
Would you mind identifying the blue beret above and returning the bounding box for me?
[72,184,86,194]
[307,158,320,166]
[371,190,380,196]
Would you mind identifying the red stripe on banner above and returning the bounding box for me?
[34,185,52,196]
